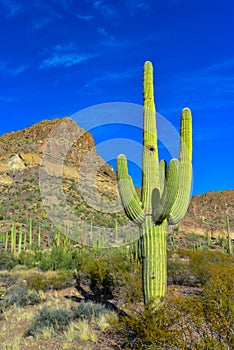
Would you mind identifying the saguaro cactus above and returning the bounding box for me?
[117,61,192,309]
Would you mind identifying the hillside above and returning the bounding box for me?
[180,189,234,239]
[0,117,233,245]
[0,117,129,247]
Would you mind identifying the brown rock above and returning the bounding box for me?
[19,153,41,166]
[0,174,13,185]
[5,154,25,170]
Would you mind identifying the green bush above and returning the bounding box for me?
[24,301,115,338]
[0,283,41,310]
[167,255,197,286]
[77,248,136,291]
[0,251,19,271]
[39,247,80,271]
[72,301,108,321]
[187,250,234,285]
[25,307,73,337]
[18,250,43,269]
[18,247,80,271]
[25,270,74,291]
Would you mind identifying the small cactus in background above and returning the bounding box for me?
[117,61,192,309]
[29,218,33,249]
[11,222,16,255]
[4,231,9,251]
[226,215,233,254]
[18,226,23,255]
[37,226,41,250]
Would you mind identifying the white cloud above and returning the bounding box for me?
[0,62,28,76]
[40,53,94,68]
[40,43,97,69]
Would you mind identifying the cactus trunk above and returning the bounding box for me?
[141,219,167,306]
[117,61,192,309]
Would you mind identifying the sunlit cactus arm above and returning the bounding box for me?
[117,154,145,224]
[169,108,192,225]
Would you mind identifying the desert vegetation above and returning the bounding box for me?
[0,241,233,349]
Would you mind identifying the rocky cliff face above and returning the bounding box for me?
[0,117,115,185]
[0,118,123,240]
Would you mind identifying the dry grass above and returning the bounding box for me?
[0,285,120,350]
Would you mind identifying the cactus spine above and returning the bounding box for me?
[117,61,192,309]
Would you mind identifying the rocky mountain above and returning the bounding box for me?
[0,117,233,244]
[0,117,127,246]
[180,189,234,239]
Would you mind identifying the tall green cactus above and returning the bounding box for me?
[117,61,192,309]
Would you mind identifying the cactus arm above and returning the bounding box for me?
[157,158,179,222]
[169,108,192,225]
[117,154,145,224]
[143,61,157,149]
[159,160,166,196]
[152,159,179,223]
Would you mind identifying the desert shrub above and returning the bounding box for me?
[114,251,234,350]
[187,250,234,285]
[115,289,233,349]
[167,255,197,286]
[25,307,73,337]
[18,250,43,269]
[25,301,116,339]
[0,270,18,288]
[24,272,49,291]
[117,265,143,304]
[0,251,19,270]
[77,248,138,295]
[200,263,234,347]
[72,301,108,321]
[39,247,80,271]
[114,293,190,349]
[45,270,75,290]
[18,247,80,271]
[24,270,74,291]
[0,283,41,310]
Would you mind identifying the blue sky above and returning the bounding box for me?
[0,0,233,195]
